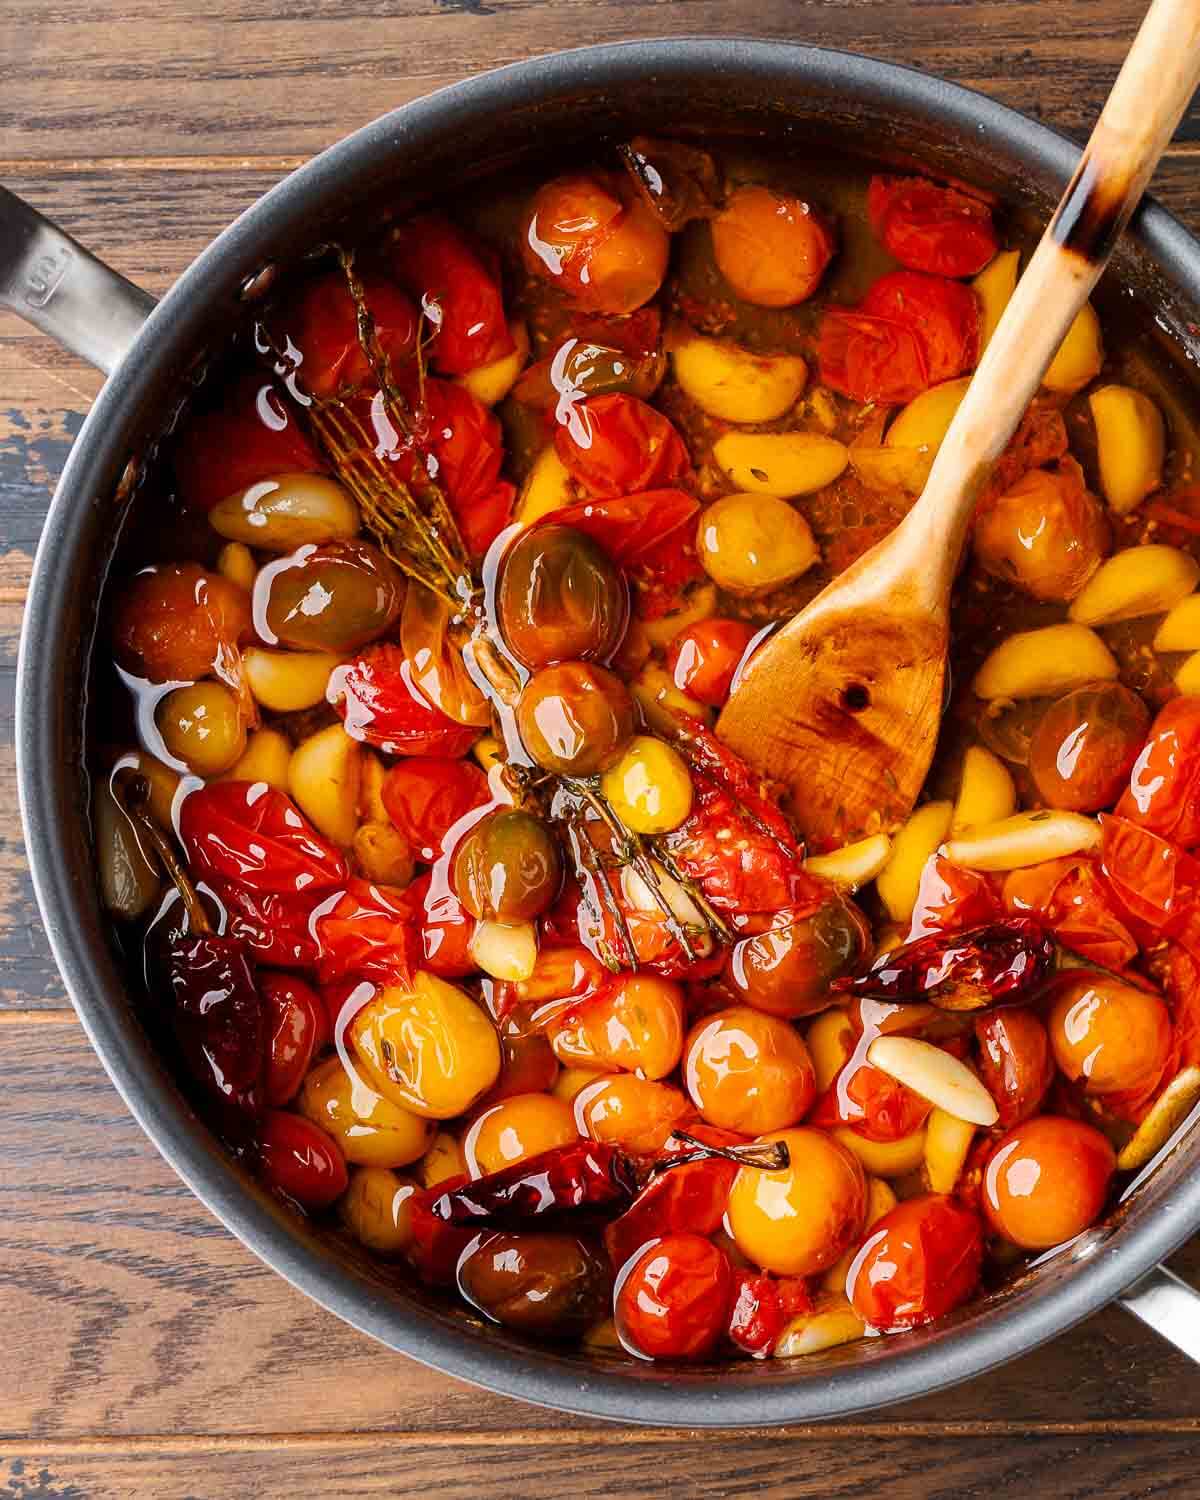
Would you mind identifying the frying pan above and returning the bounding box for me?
[7,39,1200,1425]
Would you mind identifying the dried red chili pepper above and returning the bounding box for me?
[430,1132,788,1231]
[179,781,348,897]
[838,918,1056,1012]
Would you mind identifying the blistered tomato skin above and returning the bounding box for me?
[1047,976,1173,1098]
[278,267,418,398]
[684,1007,816,1135]
[549,975,685,1081]
[614,1233,733,1359]
[973,461,1111,603]
[497,523,629,670]
[1030,683,1151,812]
[381,757,490,861]
[727,1127,867,1276]
[257,1110,349,1211]
[389,214,514,375]
[846,1194,984,1332]
[975,1008,1056,1129]
[983,1116,1116,1249]
[666,618,758,707]
[867,175,998,278]
[1117,697,1200,848]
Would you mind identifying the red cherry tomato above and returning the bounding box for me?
[907,853,1003,939]
[174,372,324,513]
[555,394,690,499]
[810,1056,932,1143]
[819,270,980,405]
[262,973,327,1107]
[974,1008,1055,1129]
[1002,855,1139,973]
[280,268,418,398]
[846,1193,983,1331]
[614,1232,732,1360]
[544,489,702,619]
[1030,683,1151,813]
[389,214,514,374]
[381,756,490,861]
[867,175,998,278]
[258,1110,349,1211]
[604,1123,742,1272]
[1117,697,1200,849]
[726,1269,811,1356]
[413,873,478,978]
[217,882,322,970]
[311,877,419,986]
[666,618,758,706]
[179,782,349,897]
[330,644,480,757]
[1100,814,1200,935]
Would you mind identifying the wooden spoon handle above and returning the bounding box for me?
[896,0,1200,580]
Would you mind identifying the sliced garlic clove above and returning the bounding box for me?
[867,1035,999,1127]
[923,1106,977,1193]
[941,809,1101,871]
[1116,1066,1200,1172]
[774,1297,866,1358]
[805,832,892,890]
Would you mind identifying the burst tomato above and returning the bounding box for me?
[666,618,758,706]
[974,1008,1055,1129]
[1117,697,1200,849]
[280,268,418,398]
[1002,855,1140,973]
[179,781,349,897]
[810,1056,933,1143]
[907,854,1003,939]
[867,174,998,278]
[615,1233,732,1360]
[389,214,514,374]
[555,393,689,498]
[381,756,491,861]
[846,1193,983,1331]
[330,644,481,756]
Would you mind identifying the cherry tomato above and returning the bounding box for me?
[726,898,870,1017]
[1047,974,1173,1098]
[217,882,322,970]
[811,1056,933,1143]
[389,214,514,374]
[330,644,481,756]
[279,268,418,398]
[255,539,404,652]
[983,1116,1115,1249]
[1100,814,1200,935]
[262,973,327,1107]
[867,175,998,278]
[258,1109,349,1211]
[496,522,629,670]
[710,185,835,307]
[1117,697,1200,849]
[173,372,323,513]
[381,756,490,861]
[666,618,757,707]
[1030,683,1151,812]
[973,460,1111,603]
[1002,856,1139,974]
[458,1231,611,1338]
[684,1006,816,1134]
[974,1008,1055,1129]
[819,270,979,404]
[522,172,670,315]
[452,808,563,922]
[726,1270,811,1356]
[414,874,478,979]
[603,1123,740,1271]
[179,781,349,897]
[311,878,419,986]
[555,394,689,499]
[544,489,702,619]
[614,1233,732,1360]
[407,379,509,555]
[112,562,251,685]
[516,661,636,775]
[907,854,1003,939]
[550,974,685,1081]
[846,1193,983,1331]
[573,1074,695,1154]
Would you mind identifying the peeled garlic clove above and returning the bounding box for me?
[1068,545,1200,627]
[1116,1066,1200,1172]
[774,1297,866,1358]
[288,722,362,847]
[952,745,1016,835]
[923,1107,976,1193]
[209,473,360,550]
[469,920,538,982]
[243,646,344,713]
[1154,594,1200,652]
[867,1035,999,1127]
[712,430,848,497]
[875,801,953,924]
[620,860,705,928]
[942,809,1100,871]
[833,1125,927,1179]
[94,775,161,920]
[973,623,1118,700]
[805,833,892,890]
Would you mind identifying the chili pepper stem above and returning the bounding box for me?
[650,1132,791,1179]
[114,775,213,935]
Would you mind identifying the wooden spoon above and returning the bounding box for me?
[717,0,1200,847]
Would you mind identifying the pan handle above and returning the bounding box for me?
[1118,1264,1200,1365]
[0,184,155,376]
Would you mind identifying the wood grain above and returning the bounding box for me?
[4,4,1200,1492]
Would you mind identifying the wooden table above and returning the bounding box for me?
[4,2,1200,1493]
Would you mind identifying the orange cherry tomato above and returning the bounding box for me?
[522,172,670,315]
[684,1006,816,1134]
[1117,697,1200,850]
[666,618,758,706]
[549,975,685,1081]
[258,1110,349,1211]
[908,854,1003,940]
[262,973,328,1107]
[867,175,998,278]
[112,562,251,684]
[710,185,835,307]
[973,460,1112,603]
[1002,856,1139,974]
[173,372,324,513]
[1047,974,1173,1098]
[280,268,418,398]
[1030,683,1151,813]
[389,214,514,374]
[983,1116,1115,1250]
[381,756,490,862]
[974,1008,1055,1129]
[615,1233,732,1360]
[811,1055,933,1143]
[846,1193,983,1331]
[555,393,690,499]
